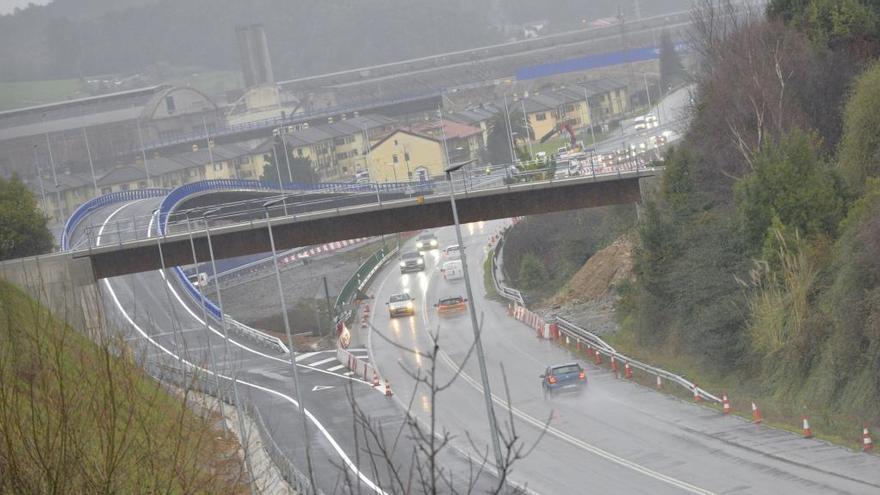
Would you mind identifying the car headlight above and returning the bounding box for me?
[417,258,424,265]
[399,261,406,267]
[416,242,424,248]
[430,239,437,246]
[406,301,413,309]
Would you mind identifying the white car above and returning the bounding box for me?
[415,232,439,251]
[387,292,415,317]
[442,244,461,260]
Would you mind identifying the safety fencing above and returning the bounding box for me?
[490,218,721,404]
[334,244,400,326]
[61,188,170,251]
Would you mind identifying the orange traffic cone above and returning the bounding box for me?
[802,417,813,439]
[656,375,662,389]
[610,356,619,373]
[594,350,603,365]
[722,392,731,415]
[751,402,763,423]
[372,372,380,388]
[624,362,633,379]
[385,379,393,397]
[693,384,701,402]
[586,346,594,357]
[863,426,874,452]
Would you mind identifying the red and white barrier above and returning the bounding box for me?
[286,237,370,264]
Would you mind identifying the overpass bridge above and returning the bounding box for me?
[74,167,657,279]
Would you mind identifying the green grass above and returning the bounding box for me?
[0,280,247,493]
[483,247,501,301]
[0,79,84,110]
[604,329,870,451]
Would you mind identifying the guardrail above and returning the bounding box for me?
[490,219,721,404]
[335,244,400,324]
[61,188,169,251]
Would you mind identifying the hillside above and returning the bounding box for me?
[0,279,248,493]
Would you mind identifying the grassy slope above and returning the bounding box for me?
[0,280,247,493]
[0,79,84,110]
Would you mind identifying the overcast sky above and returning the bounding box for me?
[1,0,49,15]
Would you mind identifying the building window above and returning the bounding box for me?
[296,148,304,157]
[101,187,111,195]
[404,152,410,162]
[213,162,223,171]
[138,181,148,189]
[393,154,399,164]
[165,96,176,114]
[535,113,547,121]
[120,184,130,191]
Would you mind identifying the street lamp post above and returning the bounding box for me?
[202,207,256,487]
[183,212,227,433]
[262,198,316,490]
[444,160,504,469]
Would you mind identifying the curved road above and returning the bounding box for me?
[73,197,505,494]
[365,219,880,494]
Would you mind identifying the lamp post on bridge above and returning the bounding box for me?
[262,197,316,490]
[444,158,504,470]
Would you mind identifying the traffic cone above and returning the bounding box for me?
[802,417,813,439]
[722,392,731,415]
[610,356,618,372]
[656,375,662,389]
[594,350,603,365]
[372,372,380,388]
[586,346,594,357]
[863,426,874,452]
[624,362,633,379]
[385,379,393,397]
[693,384,701,402]
[751,402,763,423]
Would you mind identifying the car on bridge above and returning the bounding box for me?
[541,362,586,396]
[435,295,467,315]
[399,251,425,273]
[386,292,415,317]
[415,232,439,251]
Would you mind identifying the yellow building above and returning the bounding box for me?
[367,130,444,183]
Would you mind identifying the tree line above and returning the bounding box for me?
[618,0,880,428]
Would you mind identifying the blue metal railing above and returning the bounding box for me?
[156,178,434,321]
[61,188,170,251]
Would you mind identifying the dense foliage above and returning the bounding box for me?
[619,0,880,424]
[0,175,54,260]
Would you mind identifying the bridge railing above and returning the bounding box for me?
[62,188,170,251]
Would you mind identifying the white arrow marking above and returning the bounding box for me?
[312,385,335,392]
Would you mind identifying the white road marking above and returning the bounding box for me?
[97,200,388,495]
[369,222,715,495]
[312,385,335,392]
[143,211,370,385]
[308,357,338,367]
[326,364,345,372]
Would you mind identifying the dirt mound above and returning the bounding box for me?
[545,235,635,308]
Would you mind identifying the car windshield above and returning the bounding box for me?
[439,297,463,305]
[402,252,421,259]
[389,294,411,303]
[419,233,435,240]
[552,364,581,375]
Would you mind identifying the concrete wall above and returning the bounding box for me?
[0,253,104,339]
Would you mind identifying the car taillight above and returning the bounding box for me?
[548,375,557,384]
[579,371,586,380]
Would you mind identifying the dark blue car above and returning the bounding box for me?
[541,362,586,396]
